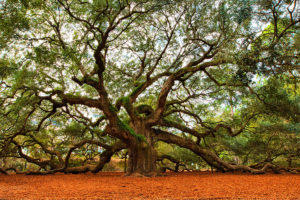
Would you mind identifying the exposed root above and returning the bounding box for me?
[64,165,94,174]
[125,171,159,177]
[129,172,147,177]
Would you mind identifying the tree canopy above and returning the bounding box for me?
[0,0,299,176]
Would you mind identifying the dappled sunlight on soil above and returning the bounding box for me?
[0,172,300,199]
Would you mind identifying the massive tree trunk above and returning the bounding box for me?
[126,120,157,177]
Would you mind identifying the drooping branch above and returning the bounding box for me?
[15,140,125,175]
[27,134,64,166]
[154,128,226,171]
[157,154,190,172]
[154,128,281,174]
[2,106,38,155]
[91,141,126,173]
[55,140,126,174]
[64,139,112,169]
[12,141,57,170]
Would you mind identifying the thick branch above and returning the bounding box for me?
[92,141,126,173]
[12,141,56,169]
[149,59,229,125]
[64,139,112,169]
[154,128,279,174]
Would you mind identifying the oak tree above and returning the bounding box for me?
[0,0,299,176]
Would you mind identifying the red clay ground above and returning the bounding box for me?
[0,172,300,199]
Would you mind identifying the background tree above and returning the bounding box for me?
[0,0,299,176]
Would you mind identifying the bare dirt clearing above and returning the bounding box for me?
[0,172,299,199]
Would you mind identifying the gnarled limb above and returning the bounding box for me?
[92,141,126,173]
[155,128,286,174]
[157,155,190,172]
[22,140,125,175]
[64,139,112,170]
[12,141,58,170]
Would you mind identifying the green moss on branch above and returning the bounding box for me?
[130,82,144,97]
[117,118,147,143]
[116,96,131,111]
[109,104,118,113]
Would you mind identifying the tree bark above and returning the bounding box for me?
[126,120,157,177]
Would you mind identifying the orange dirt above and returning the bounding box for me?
[0,172,300,199]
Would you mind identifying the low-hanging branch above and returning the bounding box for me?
[154,128,282,174]
[157,154,190,172]
[10,139,126,175]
